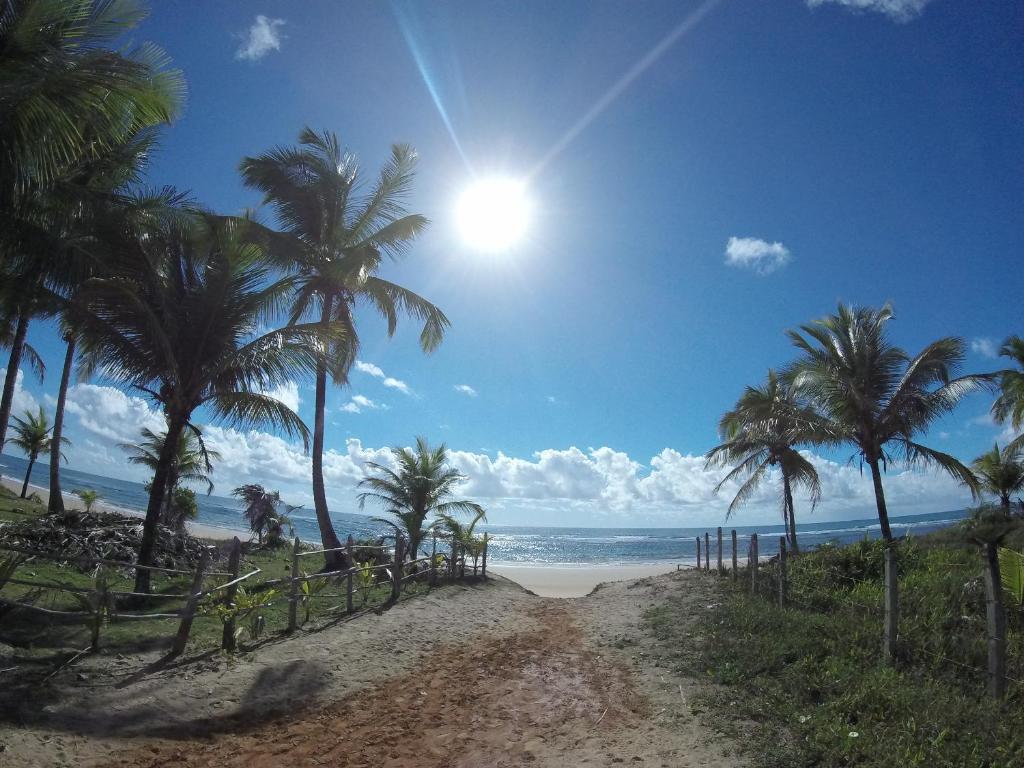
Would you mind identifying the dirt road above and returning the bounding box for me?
[1,571,745,767]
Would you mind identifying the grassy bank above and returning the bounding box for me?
[0,488,436,658]
[645,530,1024,768]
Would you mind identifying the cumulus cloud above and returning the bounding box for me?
[64,383,165,443]
[257,381,300,413]
[10,369,39,416]
[724,236,791,275]
[970,338,999,359]
[353,360,412,396]
[806,0,933,22]
[454,384,478,397]
[340,394,387,414]
[236,15,285,61]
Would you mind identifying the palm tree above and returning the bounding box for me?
[74,488,99,513]
[785,303,989,541]
[120,426,221,526]
[970,443,1024,514]
[69,212,345,592]
[437,506,489,573]
[705,371,823,554]
[992,335,1024,455]
[8,406,68,498]
[232,484,285,545]
[240,129,449,567]
[0,0,183,203]
[357,437,483,564]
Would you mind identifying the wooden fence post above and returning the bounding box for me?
[883,547,898,665]
[90,579,108,652]
[346,535,355,614]
[221,537,242,651]
[481,536,488,578]
[704,532,711,572]
[171,548,209,656]
[778,536,787,607]
[391,536,404,600]
[983,542,1007,699]
[750,533,758,596]
[287,536,300,633]
[731,530,738,580]
[696,536,701,570]
[429,532,438,587]
[717,527,723,574]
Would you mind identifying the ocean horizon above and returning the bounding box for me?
[0,453,968,566]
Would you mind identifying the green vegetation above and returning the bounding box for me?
[991,336,1024,456]
[358,436,485,561]
[0,489,438,657]
[649,532,1024,768]
[73,488,99,513]
[969,443,1024,513]
[232,484,294,546]
[8,405,68,497]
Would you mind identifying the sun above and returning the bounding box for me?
[455,177,531,253]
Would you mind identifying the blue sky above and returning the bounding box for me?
[8,0,1023,527]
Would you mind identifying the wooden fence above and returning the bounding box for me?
[690,527,1017,700]
[0,529,488,657]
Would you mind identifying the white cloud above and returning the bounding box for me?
[10,369,39,417]
[64,383,165,443]
[547,395,558,404]
[353,360,413,396]
[235,15,285,61]
[724,236,791,275]
[340,394,387,414]
[970,338,999,359]
[257,381,300,413]
[454,384,478,397]
[806,0,933,22]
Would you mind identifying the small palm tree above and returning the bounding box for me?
[357,437,483,564]
[785,303,990,541]
[74,488,100,513]
[240,129,449,567]
[232,484,287,546]
[705,371,823,553]
[9,406,68,498]
[70,212,346,592]
[970,443,1024,514]
[992,335,1024,455]
[437,507,489,573]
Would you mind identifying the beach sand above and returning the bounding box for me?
[489,563,682,598]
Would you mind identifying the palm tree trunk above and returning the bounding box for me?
[782,470,799,554]
[0,308,30,459]
[134,416,186,593]
[20,455,35,498]
[868,458,894,542]
[48,337,75,514]
[312,295,344,569]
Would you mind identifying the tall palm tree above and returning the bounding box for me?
[357,437,483,564]
[785,303,988,541]
[8,406,68,498]
[705,371,823,553]
[970,443,1024,514]
[70,212,345,592]
[240,129,449,566]
[992,335,1024,455]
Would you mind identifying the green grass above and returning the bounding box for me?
[0,487,442,657]
[644,532,1024,768]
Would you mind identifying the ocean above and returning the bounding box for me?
[0,453,967,565]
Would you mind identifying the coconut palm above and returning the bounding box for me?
[0,0,183,203]
[437,507,489,572]
[240,129,449,567]
[785,303,989,541]
[70,212,346,592]
[992,335,1024,455]
[357,437,483,564]
[232,484,287,545]
[705,371,823,553]
[74,488,99,513]
[8,406,68,498]
[969,443,1024,514]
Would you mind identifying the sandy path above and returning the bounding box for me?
[0,571,743,767]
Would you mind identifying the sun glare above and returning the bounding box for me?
[455,178,531,253]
